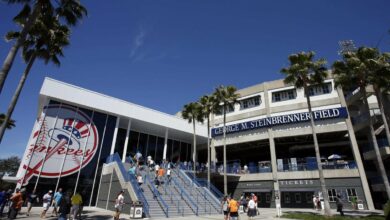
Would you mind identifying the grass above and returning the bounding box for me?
[282,212,385,220]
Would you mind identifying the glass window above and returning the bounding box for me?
[266,193,271,203]
[346,188,357,202]
[166,139,173,161]
[284,193,291,203]
[172,140,180,163]
[308,83,332,97]
[113,128,127,159]
[180,142,187,162]
[147,135,157,160]
[328,189,337,202]
[215,104,234,116]
[155,137,164,164]
[295,193,301,203]
[272,89,296,102]
[239,95,261,110]
[127,131,139,158]
[137,133,148,158]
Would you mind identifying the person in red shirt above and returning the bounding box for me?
[8,188,23,219]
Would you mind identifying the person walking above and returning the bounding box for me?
[336,195,344,216]
[312,195,318,210]
[70,191,82,220]
[166,168,171,185]
[137,175,144,191]
[113,190,124,220]
[51,188,63,217]
[247,196,256,220]
[221,196,229,220]
[8,188,23,219]
[228,196,239,220]
[41,190,53,218]
[58,191,71,220]
[26,189,39,216]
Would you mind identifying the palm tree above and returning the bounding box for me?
[182,102,204,174]
[199,94,220,188]
[0,113,15,129]
[0,15,70,143]
[0,0,86,95]
[333,47,390,200]
[281,51,331,216]
[213,85,239,195]
[367,49,390,144]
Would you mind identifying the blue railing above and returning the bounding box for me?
[196,178,224,200]
[105,153,149,217]
[161,175,184,216]
[171,176,199,215]
[144,174,169,217]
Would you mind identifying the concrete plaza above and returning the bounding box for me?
[0,207,384,220]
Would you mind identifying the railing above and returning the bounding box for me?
[161,175,184,216]
[175,168,222,214]
[105,153,149,217]
[196,178,224,200]
[171,176,199,215]
[144,174,169,217]
[277,161,357,172]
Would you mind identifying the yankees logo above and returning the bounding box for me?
[19,104,99,185]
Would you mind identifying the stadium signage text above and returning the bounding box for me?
[211,107,348,137]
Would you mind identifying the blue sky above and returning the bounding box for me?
[0,0,389,159]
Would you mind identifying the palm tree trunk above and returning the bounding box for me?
[374,87,390,145]
[0,54,36,143]
[223,105,227,195]
[207,116,211,189]
[304,86,331,216]
[193,119,197,174]
[363,87,390,200]
[0,7,40,95]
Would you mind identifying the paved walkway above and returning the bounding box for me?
[0,207,384,220]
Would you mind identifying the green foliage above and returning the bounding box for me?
[283,212,384,220]
[280,51,328,91]
[384,200,390,219]
[213,85,240,115]
[182,102,204,124]
[0,156,21,190]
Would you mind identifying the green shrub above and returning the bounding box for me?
[384,200,390,218]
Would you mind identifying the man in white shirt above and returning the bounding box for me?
[40,190,52,218]
[247,197,256,219]
[166,168,171,184]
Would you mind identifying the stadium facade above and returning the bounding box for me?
[7,76,390,210]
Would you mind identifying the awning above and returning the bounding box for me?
[243,189,272,192]
[280,188,317,192]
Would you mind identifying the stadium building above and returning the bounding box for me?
[5,76,390,213]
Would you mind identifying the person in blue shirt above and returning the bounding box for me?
[51,188,63,217]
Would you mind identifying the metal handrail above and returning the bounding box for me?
[105,153,149,217]
[161,175,184,215]
[171,176,199,215]
[196,178,224,199]
[144,174,169,217]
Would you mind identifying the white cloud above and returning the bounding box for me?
[129,27,146,61]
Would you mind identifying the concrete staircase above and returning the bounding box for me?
[104,154,221,218]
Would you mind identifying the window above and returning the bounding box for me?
[308,83,332,96]
[272,89,297,102]
[346,188,357,202]
[266,193,271,203]
[215,104,234,116]
[328,189,337,202]
[240,95,261,110]
[306,193,312,204]
[295,193,301,203]
[284,193,291,203]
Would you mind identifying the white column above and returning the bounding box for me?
[110,116,121,155]
[337,87,375,210]
[122,119,132,162]
[162,128,169,160]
